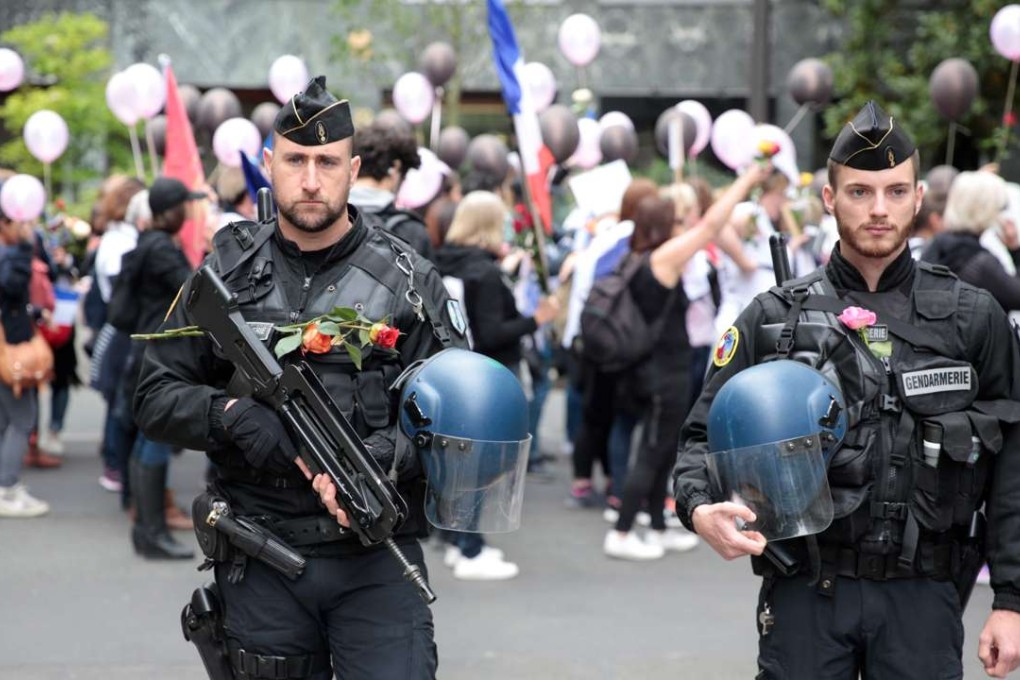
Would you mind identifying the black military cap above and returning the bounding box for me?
[829,101,916,170]
[273,76,354,146]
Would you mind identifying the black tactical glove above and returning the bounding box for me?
[222,397,299,473]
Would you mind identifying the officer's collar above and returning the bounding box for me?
[272,204,367,261]
[826,242,915,293]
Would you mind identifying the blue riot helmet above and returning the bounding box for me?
[706,359,847,541]
[396,348,531,533]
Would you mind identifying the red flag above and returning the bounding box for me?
[162,59,206,267]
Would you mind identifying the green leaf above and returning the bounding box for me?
[329,307,359,321]
[344,341,363,370]
[274,332,303,359]
[317,321,341,336]
[358,329,371,347]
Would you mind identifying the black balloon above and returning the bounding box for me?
[197,87,242,134]
[420,42,457,88]
[654,108,696,158]
[178,84,201,124]
[600,125,638,164]
[373,108,415,136]
[539,104,580,163]
[250,102,282,139]
[787,58,834,107]
[437,126,470,169]
[466,134,510,182]
[926,164,960,196]
[929,58,978,121]
[147,115,167,156]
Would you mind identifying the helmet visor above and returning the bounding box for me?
[420,434,531,533]
[707,434,833,541]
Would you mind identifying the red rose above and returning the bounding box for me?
[301,323,333,354]
[1005,111,1018,127]
[370,322,400,349]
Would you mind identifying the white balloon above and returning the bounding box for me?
[568,117,602,169]
[598,111,634,132]
[396,147,450,209]
[558,14,601,67]
[106,71,140,126]
[124,62,165,119]
[676,100,713,157]
[392,72,435,125]
[268,55,310,104]
[523,62,557,113]
[0,48,24,92]
[0,174,46,222]
[710,109,755,170]
[751,124,799,184]
[992,5,1020,61]
[212,118,262,168]
[24,110,69,164]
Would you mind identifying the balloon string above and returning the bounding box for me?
[996,58,1019,164]
[43,163,51,208]
[127,124,145,181]
[144,119,159,181]
[946,120,957,167]
[429,88,443,152]
[783,104,810,134]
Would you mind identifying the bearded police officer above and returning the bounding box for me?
[134,77,466,679]
[674,101,1020,679]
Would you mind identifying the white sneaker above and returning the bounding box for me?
[39,431,65,456]
[443,545,462,568]
[646,528,700,553]
[603,530,665,561]
[635,509,684,529]
[602,507,620,523]
[453,547,519,581]
[0,483,50,518]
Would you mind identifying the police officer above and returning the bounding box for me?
[134,77,466,679]
[674,101,1020,679]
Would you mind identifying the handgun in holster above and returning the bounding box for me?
[181,582,234,680]
[955,509,987,611]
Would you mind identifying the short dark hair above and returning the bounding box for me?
[629,195,676,253]
[353,122,420,181]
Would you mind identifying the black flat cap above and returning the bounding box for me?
[273,76,354,146]
[829,101,916,170]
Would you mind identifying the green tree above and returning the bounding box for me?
[821,0,1010,168]
[0,12,133,207]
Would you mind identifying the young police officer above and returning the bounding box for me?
[674,101,1020,679]
[134,77,465,679]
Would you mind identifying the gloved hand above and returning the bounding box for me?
[222,397,299,473]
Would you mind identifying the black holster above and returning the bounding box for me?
[181,583,235,680]
[954,510,987,611]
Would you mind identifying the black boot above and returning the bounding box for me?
[130,458,194,560]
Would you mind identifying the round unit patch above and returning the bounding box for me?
[713,326,740,368]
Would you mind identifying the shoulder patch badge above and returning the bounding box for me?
[713,326,740,368]
[446,299,467,337]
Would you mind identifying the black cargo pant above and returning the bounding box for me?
[216,540,437,680]
[755,574,963,679]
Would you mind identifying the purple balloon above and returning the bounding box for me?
[654,108,696,157]
[251,102,282,139]
[197,87,242,135]
[147,115,167,156]
[599,125,638,164]
[466,134,510,182]
[437,126,470,169]
[420,42,457,88]
[539,104,580,163]
[929,58,978,121]
[178,84,201,124]
[787,58,834,107]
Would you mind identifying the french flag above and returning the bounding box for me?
[487,0,553,235]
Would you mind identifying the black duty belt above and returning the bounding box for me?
[822,544,953,581]
[267,515,353,547]
[215,465,307,489]
[231,648,330,679]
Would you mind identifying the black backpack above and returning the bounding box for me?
[579,252,670,373]
[106,236,154,334]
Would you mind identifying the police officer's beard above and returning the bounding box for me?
[278,200,346,234]
[834,210,909,259]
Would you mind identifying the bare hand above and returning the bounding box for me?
[979,609,1020,677]
[691,502,768,560]
[311,473,351,528]
[533,295,561,326]
[1000,218,1020,251]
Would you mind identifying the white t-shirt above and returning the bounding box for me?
[93,220,139,303]
[714,203,777,337]
[562,219,634,349]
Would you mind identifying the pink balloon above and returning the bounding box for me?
[598,111,634,133]
[396,148,449,209]
[710,109,755,170]
[677,100,713,157]
[106,72,140,126]
[558,14,601,67]
[268,55,310,104]
[0,174,46,222]
[124,62,165,119]
[392,72,435,125]
[568,118,602,170]
[212,118,262,168]
[992,5,1020,61]
[24,110,69,164]
[0,48,24,92]
[523,62,557,113]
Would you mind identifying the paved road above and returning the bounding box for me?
[0,385,1003,679]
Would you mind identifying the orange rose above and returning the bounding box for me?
[301,323,333,354]
[757,140,780,157]
[370,322,400,349]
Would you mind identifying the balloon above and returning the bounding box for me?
[213,118,262,168]
[392,72,435,125]
[106,71,140,126]
[991,5,1020,61]
[197,88,242,134]
[929,58,979,121]
[786,58,834,107]
[568,118,602,170]
[250,102,282,139]
[600,125,638,164]
[147,115,167,156]
[676,100,713,157]
[654,108,696,157]
[373,108,415,136]
[437,126,470,169]
[179,84,201,123]
[124,62,165,119]
[523,62,557,113]
[23,110,69,164]
[598,111,634,132]
[419,42,457,88]
[397,148,450,209]
[0,174,46,222]
[539,105,580,163]
[710,109,756,170]
[558,13,601,67]
[752,124,799,184]
[926,165,960,197]
[466,134,510,181]
[0,48,25,92]
[268,55,309,104]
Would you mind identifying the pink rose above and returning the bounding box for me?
[837,306,877,330]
